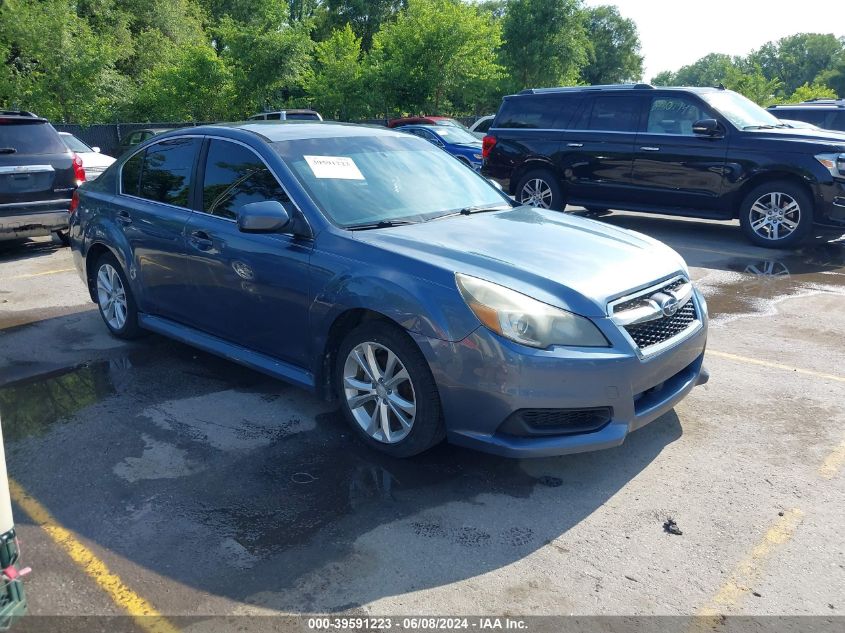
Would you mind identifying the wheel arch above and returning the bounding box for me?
[734,171,816,220]
[508,158,558,195]
[84,242,120,303]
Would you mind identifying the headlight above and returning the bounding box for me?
[472,153,483,161]
[815,153,845,177]
[455,274,609,349]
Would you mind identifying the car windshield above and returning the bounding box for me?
[701,91,784,129]
[429,126,480,145]
[61,134,93,153]
[274,135,508,228]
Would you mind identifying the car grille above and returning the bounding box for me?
[624,300,698,349]
[499,407,612,437]
[613,278,686,313]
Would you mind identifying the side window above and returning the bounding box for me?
[202,139,291,221]
[646,97,709,135]
[496,97,578,129]
[586,96,642,132]
[830,111,845,131]
[121,152,143,196]
[267,113,282,120]
[138,138,199,207]
[127,132,142,146]
[476,118,492,133]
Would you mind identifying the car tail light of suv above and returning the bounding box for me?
[482,135,497,160]
[72,153,86,185]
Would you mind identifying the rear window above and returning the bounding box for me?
[0,121,67,154]
[285,113,320,120]
[495,97,579,129]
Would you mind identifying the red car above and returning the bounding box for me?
[386,116,468,129]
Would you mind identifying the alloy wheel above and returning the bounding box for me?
[96,263,128,330]
[342,341,416,444]
[520,178,553,209]
[748,192,801,242]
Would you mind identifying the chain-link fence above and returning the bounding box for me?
[54,116,481,158]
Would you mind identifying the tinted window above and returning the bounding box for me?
[496,97,578,129]
[827,111,845,131]
[138,138,199,206]
[285,113,320,120]
[126,132,143,146]
[0,121,67,154]
[586,96,642,132]
[646,97,710,135]
[779,109,827,126]
[267,113,281,120]
[121,152,143,196]
[475,118,492,133]
[202,140,290,220]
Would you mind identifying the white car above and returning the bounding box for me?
[58,132,116,180]
[469,115,494,138]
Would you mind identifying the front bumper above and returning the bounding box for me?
[412,291,708,458]
[814,178,845,234]
[0,203,70,240]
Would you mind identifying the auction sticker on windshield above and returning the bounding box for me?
[304,155,365,180]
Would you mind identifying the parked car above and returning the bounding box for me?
[0,111,82,244]
[387,116,468,129]
[482,84,845,248]
[767,99,845,132]
[59,132,115,181]
[399,124,484,170]
[248,109,323,121]
[469,115,495,138]
[70,122,707,458]
[118,128,173,156]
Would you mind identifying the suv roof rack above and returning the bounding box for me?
[518,83,654,95]
[770,98,845,108]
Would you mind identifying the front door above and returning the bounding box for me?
[183,138,313,367]
[631,94,729,212]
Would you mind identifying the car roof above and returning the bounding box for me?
[163,121,410,144]
[769,101,845,110]
[513,84,727,97]
[0,110,47,122]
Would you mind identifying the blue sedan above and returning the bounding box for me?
[398,124,484,170]
[69,122,708,458]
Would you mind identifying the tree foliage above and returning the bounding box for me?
[581,5,643,85]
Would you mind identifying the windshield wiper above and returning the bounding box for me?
[743,125,778,130]
[0,147,16,154]
[433,203,512,220]
[346,219,418,230]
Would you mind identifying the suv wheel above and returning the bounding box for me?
[335,321,444,457]
[94,252,142,339]
[739,181,813,248]
[516,170,563,210]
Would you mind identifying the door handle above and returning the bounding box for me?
[640,146,660,151]
[567,143,584,148]
[189,230,213,250]
[116,210,132,225]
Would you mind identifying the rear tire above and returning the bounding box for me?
[516,169,564,211]
[93,252,143,339]
[335,321,444,457]
[739,181,813,249]
[52,230,70,247]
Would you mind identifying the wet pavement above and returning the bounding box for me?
[0,214,843,620]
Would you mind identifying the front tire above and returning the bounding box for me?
[335,321,444,457]
[516,169,564,211]
[739,181,813,249]
[93,252,142,339]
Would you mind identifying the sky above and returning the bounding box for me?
[584,0,845,82]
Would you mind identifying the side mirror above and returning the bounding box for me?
[92,146,101,153]
[237,200,291,233]
[692,119,722,137]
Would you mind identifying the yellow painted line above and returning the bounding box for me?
[6,267,74,281]
[707,350,845,384]
[698,508,804,618]
[819,440,845,479]
[9,478,179,633]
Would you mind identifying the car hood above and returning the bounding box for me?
[77,151,116,169]
[353,206,686,317]
[751,126,845,143]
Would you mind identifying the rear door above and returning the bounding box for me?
[0,118,76,218]
[117,137,200,321]
[631,93,729,212]
[563,94,645,205]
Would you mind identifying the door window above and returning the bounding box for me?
[121,152,143,196]
[202,139,291,221]
[126,132,143,146]
[829,111,845,131]
[585,96,642,132]
[138,137,199,207]
[646,97,710,136]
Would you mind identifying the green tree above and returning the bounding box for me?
[0,0,129,122]
[723,64,781,105]
[369,0,502,114]
[318,0,405,51]
[782,82,838,104]
[816,58,845,97]
[749,33,845,95]
[305,25,368,120]
[581,5,643,85]
[500,0,588,90]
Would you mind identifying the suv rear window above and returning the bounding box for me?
[0,121,67,154]
[496,97,579,129]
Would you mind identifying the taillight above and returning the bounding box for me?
[482,135,497,160]
[69,189,79,215]
[72,153,85,185]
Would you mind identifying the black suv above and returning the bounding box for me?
[768,99,845,132]
[0,111,82,244]
[482,85,845,248]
